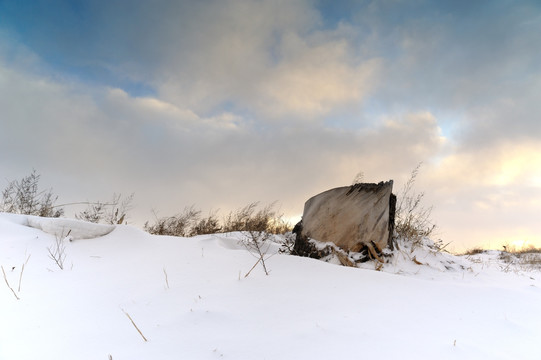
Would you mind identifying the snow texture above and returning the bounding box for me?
[1,214,540,360]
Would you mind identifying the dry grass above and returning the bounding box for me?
[394,163,436,246]
[1,170,63,218]
[75,193,134,225]
[461,247,486,256]
[462,244,541,272]
[144,206,202,237]
[503,244,541,255]
[222,202,291,234]
[145,202,292,237]
[499,245,541,271]
[1,265,20,300]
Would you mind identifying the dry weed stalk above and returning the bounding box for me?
[122,309,148,342]
[15,254,31,293]
[244,257,263,278]
[1,265,20,300]
[17,264,25,292]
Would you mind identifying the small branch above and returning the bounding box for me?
[47,247,65,270]
[1,265,20,300]
[244,257,262,278]
[48,233,67,270]
[122,309,148,342]
[53,201,117,208]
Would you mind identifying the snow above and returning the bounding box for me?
[1,212,115,240]
[1,213,540,360]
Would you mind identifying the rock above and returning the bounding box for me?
[293,181,396,262]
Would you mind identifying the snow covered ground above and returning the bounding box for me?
[1,213,540,360]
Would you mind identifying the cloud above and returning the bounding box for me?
[1,0,369,121]
[256,33,381,118]
[416,138,541,250]
[2,0,541,250]
[429,140,541,189]
[359,1,541,121]
[0,42,446,226]
[150,1,381,121]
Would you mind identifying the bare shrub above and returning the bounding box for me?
[395,163,436,246]
[502,243,541,255]
[222,202,291,234]
[75,193,134,224]
[241,231,273,277]
[222,202,259,233]
[75,202,106,223]
[278,232,296,254]
[1,170,63,217]
[461,247,485,256]
[145,202,291,237]
[190,210,221,236]
[47,230,70,270]
[144,206,201,237]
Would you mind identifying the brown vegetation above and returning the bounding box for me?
[394,163,437,246]
[0,170,63,217]
[144,202,291,237]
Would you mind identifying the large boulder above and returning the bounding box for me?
[293,181,395,262]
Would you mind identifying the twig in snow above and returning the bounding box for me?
[122,309,148,342]
[18,264,25,292]
[244,257,262,278]
[163,267,170,289]
[1,265,20,300]
[241,230,273,277]
[47,230,69,270]
[18,254,30,293]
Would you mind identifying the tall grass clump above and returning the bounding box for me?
[144,206,203,237]
[222,202,291,234]
[75,193,134,224]
[144,202,291,237]
[394,163,437,247]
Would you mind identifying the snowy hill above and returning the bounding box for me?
[1,213,540,360]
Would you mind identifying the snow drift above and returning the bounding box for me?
[1,212,115,239]
[1,213,540,360]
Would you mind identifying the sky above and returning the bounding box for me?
[0,0,540,251]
